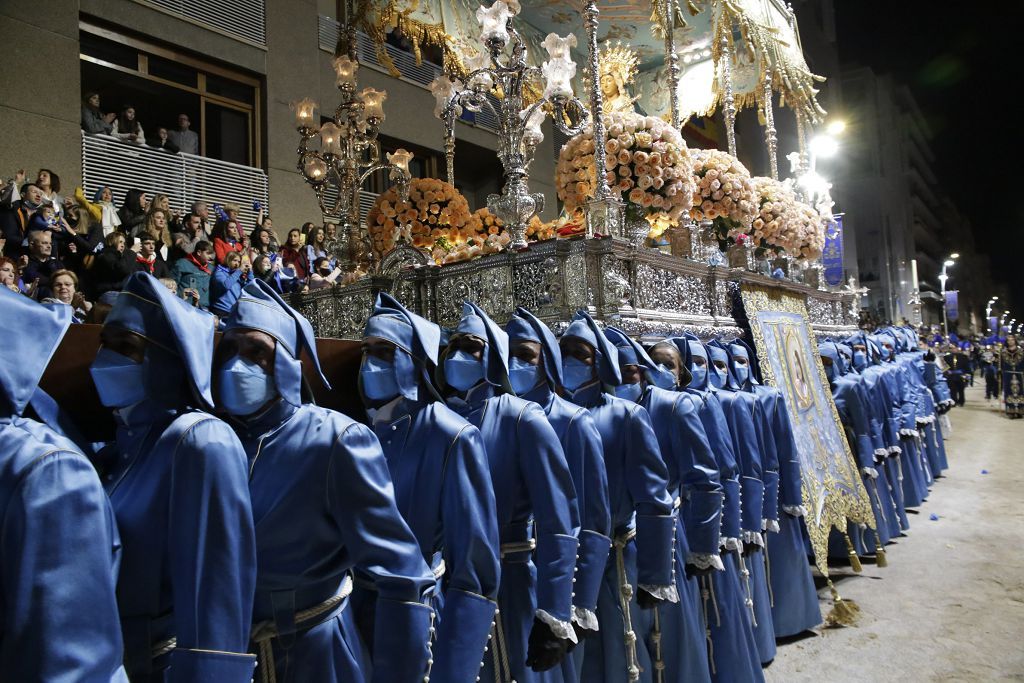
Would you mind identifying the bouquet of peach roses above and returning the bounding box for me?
[367,178,471,258]
[689,149,757,249]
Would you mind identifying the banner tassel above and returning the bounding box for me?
[824,578,860,627]
[842,531,863,573]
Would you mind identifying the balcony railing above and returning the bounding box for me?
[82,133,269,230]
[139,0,266,46]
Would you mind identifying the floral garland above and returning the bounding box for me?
[556,111,695,228]
[689,149,757,248]
[367,178,471,258]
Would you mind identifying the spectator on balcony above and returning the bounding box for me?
[247,225,276,261]
[21,230,64,298]
[171,239,213,309]
[304,225,333,271]
[27,204,80,264]
[168,113,199,155]
[148,194,182,232]
[134,233,171,280]
[117,189,148,237]
[142,209,174,259]
[35,169,67,219]
[112,104,145,145]
[307,256,343,290]
[42,269,92,323]
[279,227,308,280]
[191,200,211,236]
[84,185,121,236]
[150,127,180,154]
[251,253,289,294]
[0,256,24,293]
[91,232,135,296]
[299,221,315,243]
[1,173,41,259]
[172,212,206,259]
[210,250,251,317]
[211,218,246,265]
[81,92,116,135]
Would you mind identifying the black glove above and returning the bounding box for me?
[526,617,570,672]
[685,562,715,580]
[567,619,597,652]
[636,586,662,609]
[742,540,762,557]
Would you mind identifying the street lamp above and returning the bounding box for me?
[939,253,959,337]
[987,296,1000,332]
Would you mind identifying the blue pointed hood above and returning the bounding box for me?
[725,338,759,389]
[0,288,72,417]
[603,326,676,389]
[364,292,442,402]
[707,339,741,390]
[505,307,563,388]
[561,310,621,389]
[440,301,511,391]
[225,278,329,408]
[665,334,714,392]
[105,272,218,407]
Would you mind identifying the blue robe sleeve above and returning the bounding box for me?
[167,417,257,682]
[2,449,128,683]
[855,383,888,461]
[518,403,580,627]
[770,395,804,511]
[563,408,610,620]
[706,394,742,544]
[722,397,765,538]
[625,405,676,587]
[327,422,436,683]
[671,393,723,558]
[845,387,882,473]
[432,423,501,683]
[754,400,780,530]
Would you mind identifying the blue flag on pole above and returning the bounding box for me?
[945,290,959,321]
[823,215,844,286]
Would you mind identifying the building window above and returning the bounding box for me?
[80,20,261,167]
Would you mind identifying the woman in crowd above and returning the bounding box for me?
[150,127,179,153]
[148,194,181,232]
[250,253,286,294]
[43,269,92,323]
[111,104,145,145]
[81,91,115,134]
[299,221,315,242]
[90,232,136,296]
[35,169,65,218]
[117,189,148,237]
[306,256,342,290]
[0,256,24,293]
[142,209,174,259]
[210,250,251,317]
[304,225,332,272]
[279,227,308,280]
[211,219,247,266]
[85,186,121,237]
[247,226,275,262]
[170,239,214,309]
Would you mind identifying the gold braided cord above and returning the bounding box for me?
[355,0,467,79]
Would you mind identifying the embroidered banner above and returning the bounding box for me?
[944,290,959,322]
[822,215,844,286]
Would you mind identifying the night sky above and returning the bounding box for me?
[835,3,1024,316]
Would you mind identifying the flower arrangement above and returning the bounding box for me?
[465,207,505,238]
[430,230,512,265]
[689,149,757,247]
[747,176,824,260]
[367,178,471,258]
[789,199,825,260]
[556,111,695,228]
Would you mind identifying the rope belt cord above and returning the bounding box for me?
[491,610,513,683]
[251,576,354,683]
[614,528,641,682]
[151,637,176,660]
[499,539,537,559]
[735,551,757,628]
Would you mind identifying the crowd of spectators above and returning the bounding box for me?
[1,166,343,325]
[81,92,199,155]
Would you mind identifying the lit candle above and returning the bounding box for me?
[387,148,413,175]
[476,1,512,47]
[303,156,328,180]
[332,54,359,89]
[428,75,462,119]
[359,87,387,122]
[294,98,318,130]
[520,107,545,146]
[319,122,343,155]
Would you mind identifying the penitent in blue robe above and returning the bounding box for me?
[222,282,435,683]
[97,273,257,682]
[0,290,128,682]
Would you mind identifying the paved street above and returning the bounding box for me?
[767,383,1024,682]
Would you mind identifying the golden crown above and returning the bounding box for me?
[599,42,639,83]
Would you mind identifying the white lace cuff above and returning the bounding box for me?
[762,519,780,533]
[638,584,680,604]
[874,448,889,458]
[860,467,878,479]
[536,609,577,644]
[686,552,725,572]
[916,415,935,425]
[888,445,903,455]
[899,427,918,438]
[721,536,743,552]
[742,530,765,547]
[571,606,599,632]
[782,505,806,517]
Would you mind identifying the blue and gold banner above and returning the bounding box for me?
[944,290,959,322]
[822,215,844,286]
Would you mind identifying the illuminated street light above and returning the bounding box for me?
[826,120,846,136]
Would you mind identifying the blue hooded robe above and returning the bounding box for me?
[441,302,580,683]
[94,272,257,682]
[506,307,611,683]
[604,327,717,683]
[359,293,501,683]
[0,289,128,682]
[729,339,821,639]
[559,311,678,683]
[220,281,436,683]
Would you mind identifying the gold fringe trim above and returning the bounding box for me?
[355,0,466,80]
[842,531,863,573]
[824,579,860,627]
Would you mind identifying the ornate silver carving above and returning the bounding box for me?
[720,36,738,158]
[763,72,779,180]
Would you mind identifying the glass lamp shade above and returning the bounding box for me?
[465,52,495,91]
[541,58,575,99]
[303,156,328,180]
[294,98,318,130]
[520,107,545,145]
[319,122,343,155]
[332,55,359,88]
[387,148,413,175]
[359,88,387,121]
[476,0,511,46]
[429,75,462,119]
[541,32,576,62]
